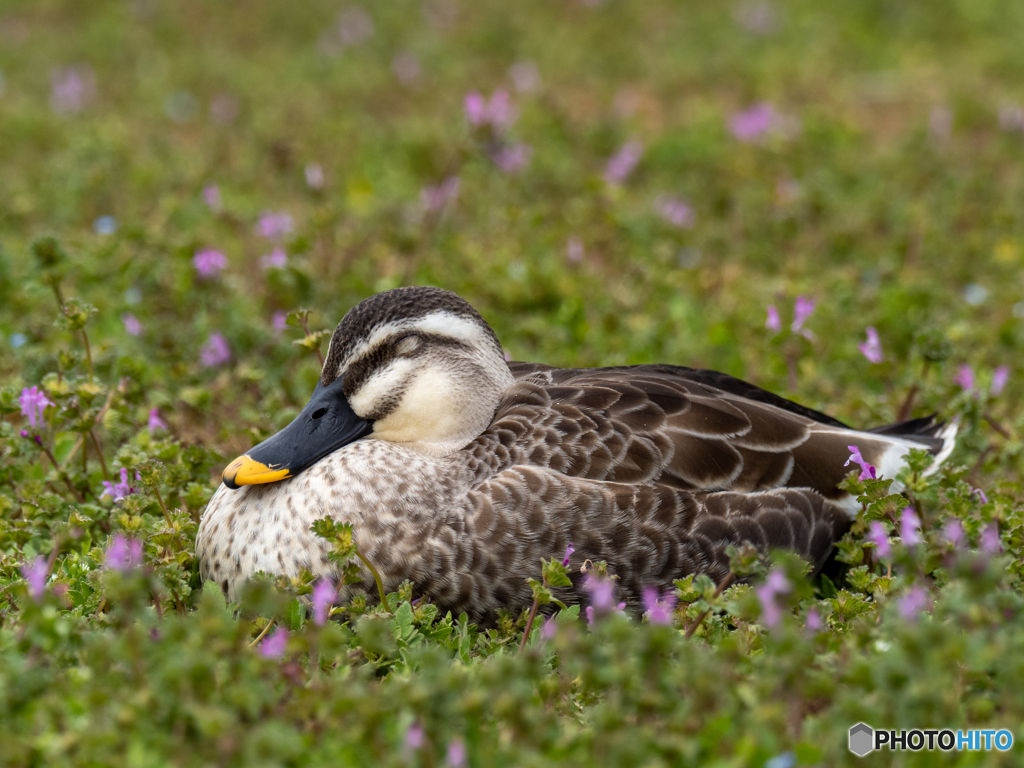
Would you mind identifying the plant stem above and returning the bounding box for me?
[519,598,541,653]
[249,618,276,648]
[80,327,94,383]
[355,551,391,612]
[88,431,109,480]
[39,442,84,504]
[684,572,735,640]
[153,488,172,526]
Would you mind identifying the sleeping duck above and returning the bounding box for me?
[197,286,956,619]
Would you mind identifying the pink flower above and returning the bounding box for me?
[21,557,48,602]
[421,176,460,212]
[256,211,293,241]
[954,364,975,392]
[900,507,922,547]
[200,332,231,368]
[202,184,222,211]
[757,569,791,628]
[790,295,815,337]
[858,326,884,364]
[562,542,575,567]
[50,65,95,114]
[730,103,776,142]
[446,738,466,768]
[273,311,288,332]
[897,586,930,621]
[585,574,616,611]
[765,305,781,333]
[567,237,584,264]
[641,585,678,625]
[405,722,425,750]
[509,61,541,93]
[121,312,143,336]
[805,607,823,632]
[991,366,1009,396]
[491,143,532,173]
[604,140,643,185]
[942,518,964,548]
[464,89,516,130]
[845,445,876,481]
[101,467,137,502]
[867,521,892,558]
[304,163,325,190]
[19,386,55,429]
[105,534,144,572]
[312,578,336,625]
[654,195,695,228]
[981,523,1001,554]
[541,617,557,640]
[973,488,989,505]
[392,52,420,84]
[260,627,289,658]
[148,408,168,433]
[260,248,288,270]
[193,248,227,279]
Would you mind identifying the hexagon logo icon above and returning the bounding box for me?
[849,723,874,757]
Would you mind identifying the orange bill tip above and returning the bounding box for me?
[222,455,291,488]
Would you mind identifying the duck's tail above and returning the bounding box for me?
[866,413,959,477]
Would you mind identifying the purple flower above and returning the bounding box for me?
[900,507,922,547]
[19,386,55,429]
[898,586,930,621]
[337,6,374,46]
[973,488,989,505]
[421,176,460,212]
[567,237,584,264]
[991,366,1009,396]
[200,332,231,368]
[260,627,289,658]
[105,534,144,572]
[641,585,678,625]
[193,248,227,279]
[21,557,48,602]
[541,617,557,640]
[765,305,781,333]
[148,408,168,433]
[858,326,884,364]
[50,65,95,114]
[257,211,293,241]
[562,542,575,567]
[654,195,695,228]
[312,578,336,625]
[790,295,815,337]
[981,523,1001,554]
[492,143,532,173]
[805,607,823,632]
[509,60,541,93]
[273,311,288,332]
[101,467,137,502]
[954,364,975,392]
[464,89,516,130]
[392,52,420,84]
[405,722,425,750]
[121,312,143,336]
[942,518,964,548]
[585,606,595,625]
[446,738,466,768]
[730,103,776,142]
[867,521,892,558]
[845,445,876,481]
[260,247,288,270]
[305,163,325,190]
[604,140,643,185]
[202,184,222,211]
[584,574,616,611]
[757,569,791,628]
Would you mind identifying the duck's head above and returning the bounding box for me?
[222,286,514,488]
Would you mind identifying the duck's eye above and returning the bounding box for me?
[394,335,421,355]
[311,408,327,420]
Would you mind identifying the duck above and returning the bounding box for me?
[197,286,957,621]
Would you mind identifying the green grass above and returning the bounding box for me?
[2,0,1024,765]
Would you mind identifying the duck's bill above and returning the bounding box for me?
[222,377,373,489]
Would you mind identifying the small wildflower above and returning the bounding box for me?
[641,585,678,625]
[260,247,288,270]
[202,184,222,211]
[867,521,892,558]
[790,295,815,338]
[311,578,336,626]
[897,585,930,621]
[541,617,557,640]
[50,65,95,114]
[337,6,374,47]
[567,237,584,264]
[491,142,531,173]
[954,364,975,392]
[392,52,420,84]
[260,627,289,658]
[446,738,466,768]
[104,535,144,572]
[193,248,227,279]
[757,569,791,628]
[273,311,288,332]
[148,408,168,433]
[562,542,575,567]
[304,163,325,190]
[654,195,695,228]
[942,518,964,548]
[765,305,781,333]
[858,326,884,364]
[973,488,989,505]
[21,557,48,602]
[730,102,776,142]
[844,445,876,481]
[584,574,616,611]
[421,176,460,212]
[200,332,231,368]
[509,60,541,93]
[991,365,1009,395]
[19,386,55,428]
[464,89,516,130]
[101,467,137,502]
[805,607,823,632]
[405,722,425,750]
[900,507,922,547]
[604,140,643,185]
[122,312,143,336]
[256,211,293,241]
[981,523,1002,554]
